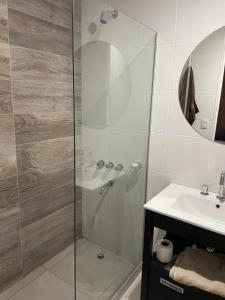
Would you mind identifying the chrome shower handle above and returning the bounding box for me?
[106,162,114,169]
[96,160,105,169]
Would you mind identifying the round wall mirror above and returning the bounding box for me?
[179,27,225,144]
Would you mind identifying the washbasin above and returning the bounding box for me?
[144,184,225,236]
[172,193,225,223]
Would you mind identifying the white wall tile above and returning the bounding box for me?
[148,133,164,172]
[147,171,165,199]
[110,92,150,130]
[150,91,170,133]
[118,47,155,92]
[164,135,209,178]
[154,44,174,91]
[112,0,178,45]
[108,128,148,169]
[82,126,109,162]
[176,0,225,44]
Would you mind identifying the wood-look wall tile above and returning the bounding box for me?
[8,9,72,57]
[14,112,73,144]
[8,0,72,28]
[16,137,74,173]
[12,80,73,114]
[22,204,74,274]
[0,0,8,43]
[0,114,17,180]
[0,207,20,238]
[21,183,74,227]
[10,46,72,82]
[18,165,74,201]
[0,114,15,147]
[0,43,10,80]
[0,81,13,114]
[0,146,17,180]
[0,176,18,210]
[0,231,22,291]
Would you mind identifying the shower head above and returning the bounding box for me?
[100,10,118,24]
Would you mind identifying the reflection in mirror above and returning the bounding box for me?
[179,27,225,143]
[81,41,131,128]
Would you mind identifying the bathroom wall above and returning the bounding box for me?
[0,0,75,291]
[111,0,225,197]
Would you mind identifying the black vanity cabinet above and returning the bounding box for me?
[141,210,225,300]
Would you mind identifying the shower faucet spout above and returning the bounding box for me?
[99,180,114,196]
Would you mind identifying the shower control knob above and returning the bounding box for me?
[115,164,123,171]
[96,160,105,169]
[106,162,114,169]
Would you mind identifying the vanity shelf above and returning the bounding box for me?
[149,255,224,300]
[141,210,225,300]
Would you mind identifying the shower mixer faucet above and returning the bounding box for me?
[96,160,105,169]
[106,162,114,169]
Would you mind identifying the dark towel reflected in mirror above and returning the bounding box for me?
[178,27,225,144]
[179,66,199,126]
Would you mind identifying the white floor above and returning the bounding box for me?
[0,239,135,300]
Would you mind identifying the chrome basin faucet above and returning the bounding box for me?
[217,171,225,202]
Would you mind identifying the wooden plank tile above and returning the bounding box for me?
[8,9,72,57]
[21,183,74,227]
[0,114,15,147]
[8,0,72,28]
[0,80,13,114]
[14,112,73,144]
[0,43,10,80]
[16,137,73,174]
[18,165,74,201]
[0,114,17,179]
[22,204,74,274]
[0,176,18,210]
[0,146,17,180]
[0,0,9,44]
[0,206,20,238]
[12,80,73,114]
[0,231,22,291]
[10,46,72,82]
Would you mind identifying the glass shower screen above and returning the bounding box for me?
[73,0,156,299]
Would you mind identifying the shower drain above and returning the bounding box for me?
[97,253,104,259]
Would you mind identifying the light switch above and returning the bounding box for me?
[200,119,209,129]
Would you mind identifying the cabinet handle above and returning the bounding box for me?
[160,278,184,294]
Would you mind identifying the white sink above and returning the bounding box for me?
[144,184,225,236]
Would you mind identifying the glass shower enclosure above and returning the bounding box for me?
[74,0,156,299]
